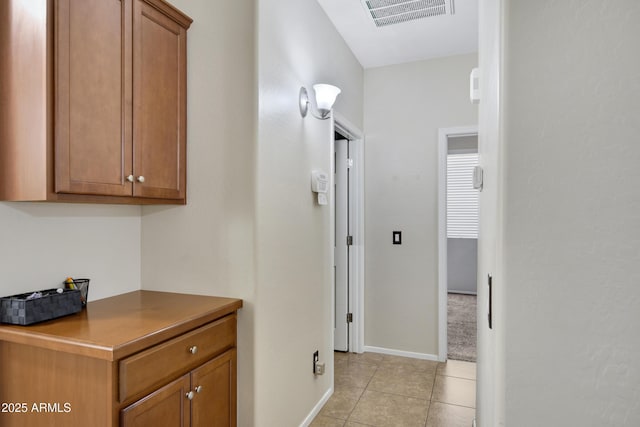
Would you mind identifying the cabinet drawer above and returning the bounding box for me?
[119,314,235,403]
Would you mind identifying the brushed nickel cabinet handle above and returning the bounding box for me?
[189,346,198,354]
[126,175,134,183]
[185,391,194,400]
[137,175,145,183]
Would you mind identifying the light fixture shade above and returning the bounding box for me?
[313,84,341,117]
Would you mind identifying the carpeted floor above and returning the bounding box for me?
[447,293,477,362]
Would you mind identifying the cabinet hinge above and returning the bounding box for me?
[346,235,353,246]
[347,313,353,323]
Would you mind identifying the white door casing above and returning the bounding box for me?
[332,112,364,354]
[438,126,478,362]
[334,138,349,351]
[477,0,505,425]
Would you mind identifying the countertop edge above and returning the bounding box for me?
[0,292,243,361]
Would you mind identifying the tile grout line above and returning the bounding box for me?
[423,365,441,427]
[431,400,477,410]
[342,352,381,426]
[438,374,476,380]
[350,356,380,425]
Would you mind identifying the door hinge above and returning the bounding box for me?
[347,158,354,169]
[347,313,353,323]
[346,235,353,246]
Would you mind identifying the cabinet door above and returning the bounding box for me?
[132,0,187,200]
[55,0,133,196]
[191,350,237,427]
[121,374,191,427]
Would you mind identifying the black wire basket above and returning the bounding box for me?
[70,278,90,307]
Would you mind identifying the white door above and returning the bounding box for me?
[334,138,350,351]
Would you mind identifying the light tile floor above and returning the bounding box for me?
[311,352,476,427]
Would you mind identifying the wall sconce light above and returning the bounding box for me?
[299,84,341,120]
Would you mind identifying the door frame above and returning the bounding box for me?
[334,137,349,351]
[332,111,364,353]
[437,125,478,361]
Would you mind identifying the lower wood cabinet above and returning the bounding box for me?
[191,350,235,427]
[121,375,191,427]
[0,291,242,427]
[121,349,236,427]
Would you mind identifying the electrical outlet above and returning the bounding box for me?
[313,350,325,375]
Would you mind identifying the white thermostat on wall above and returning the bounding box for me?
[311,170,328,193]
[311,170,329,205]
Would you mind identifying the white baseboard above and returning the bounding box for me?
[299,387,333,427]
[363,346,439,361]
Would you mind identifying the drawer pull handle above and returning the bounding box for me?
[195,385,203,393]
[126,175,134,183]
[189,345,198,354]
[186,391,195,400]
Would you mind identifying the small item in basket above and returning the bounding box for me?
[64,277,76,290]
[26,291,43,300]
[64,277,90,307]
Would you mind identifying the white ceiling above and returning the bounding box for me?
[316,0,478,69]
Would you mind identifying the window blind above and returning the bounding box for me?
[447,153,479,238]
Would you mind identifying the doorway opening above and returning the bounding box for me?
[438,126,479,362]
[332,115,364,354]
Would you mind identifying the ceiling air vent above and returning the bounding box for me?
[362,0,455,27]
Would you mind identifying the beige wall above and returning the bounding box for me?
[255,0,363,424]
[363,54,478,356]
[0,203,141,300]
[139,0,257,425]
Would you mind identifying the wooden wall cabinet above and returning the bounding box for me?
[0,0,191,204]
[0,291,242,426]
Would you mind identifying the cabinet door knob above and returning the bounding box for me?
[136,175,145,183]
[185,391,195,400]
[126,175,134,183]
[195,385,203,393]
[189,346,198,354]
